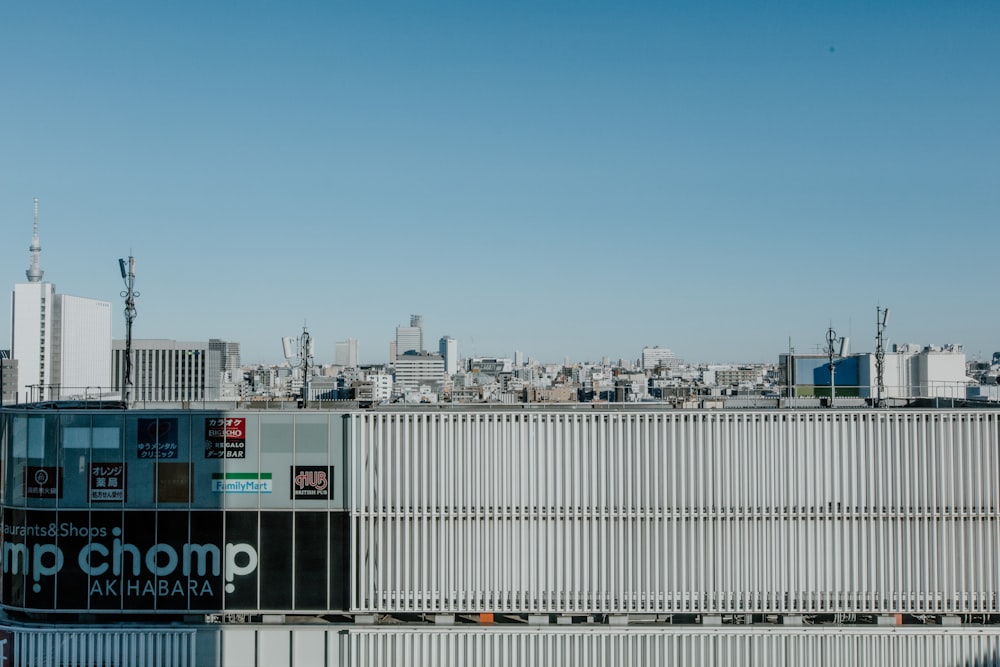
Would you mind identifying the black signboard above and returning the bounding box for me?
[0,507,350,613]
[291,466,334,500]
[23,466,62,499]
[137,418,179,459]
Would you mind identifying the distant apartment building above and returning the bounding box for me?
[353,372,393,404]
[642,346,678,371]
[394,351,445,391]
[713,365,763,387]
[112,339,224,402]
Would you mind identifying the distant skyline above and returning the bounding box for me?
[2,2,998,365]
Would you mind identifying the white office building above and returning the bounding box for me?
[394,351,445,391]
[52,294,113,398]
[335,338,359,368]
[112,339,223,403]
[642,346,678,371]
[395,314,424,356]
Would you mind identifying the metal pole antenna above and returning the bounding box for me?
[875,306,889,408]
[119,256,139,407]
[826,325,838,407]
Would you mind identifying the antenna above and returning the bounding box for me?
[875,306,889,408]
[119,255,139,407]
[826,324,838,406]
[299,324,314,404]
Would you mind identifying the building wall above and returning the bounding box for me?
[4,406,1000,620]
[10,282,55,401]
[55,294,113,398]
[113,340,222,402]
[393,353,445,390]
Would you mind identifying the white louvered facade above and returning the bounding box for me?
[351,410,1000,615]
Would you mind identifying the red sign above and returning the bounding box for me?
[205,417,247,459]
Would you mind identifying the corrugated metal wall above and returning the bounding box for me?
[351,410,1000,615]
[339,626,1000,667]
[10,626,196,666]
[11,624,1000,667]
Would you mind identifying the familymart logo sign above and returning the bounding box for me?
[211,473,272,494]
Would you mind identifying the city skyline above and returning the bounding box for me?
[2,3,997,365]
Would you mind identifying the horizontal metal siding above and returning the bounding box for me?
[351,411,1000,615]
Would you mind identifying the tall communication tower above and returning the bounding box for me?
[875,306,890,408]
[119,256,139,407]
[281,324,315,403]
[826,325,838,406]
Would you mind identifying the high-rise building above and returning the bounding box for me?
[335,338,359,367]
[439,336,458,376]
[209,339,241,374]
[52,295,113,398]
[395,314,423,356]
[9,200,112,402]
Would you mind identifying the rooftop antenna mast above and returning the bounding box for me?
[875,306,889,408]
[119,255,139,407]
[826,324,838,407]
[299,323,313,404]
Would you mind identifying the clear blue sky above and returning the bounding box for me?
[2,2,998,365]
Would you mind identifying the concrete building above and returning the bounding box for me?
[0,350,15,405]
[112,339,223,403]
[394,351,445,392]
[642,346,678,371]
[395,314,423,356]
[438,336,458,376]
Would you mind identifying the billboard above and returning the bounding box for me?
[204,417,247,459]
[0,508,349,613]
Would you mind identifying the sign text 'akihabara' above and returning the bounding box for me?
[0,510,259,609]
[205,417,247,459]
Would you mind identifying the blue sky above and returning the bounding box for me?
[2,2,997,365]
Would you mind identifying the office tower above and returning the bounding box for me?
[439,336,458,376]
[112,339,222,402]
[395,314,423,356]
[335,338,359,367]
[52,295,113,397]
